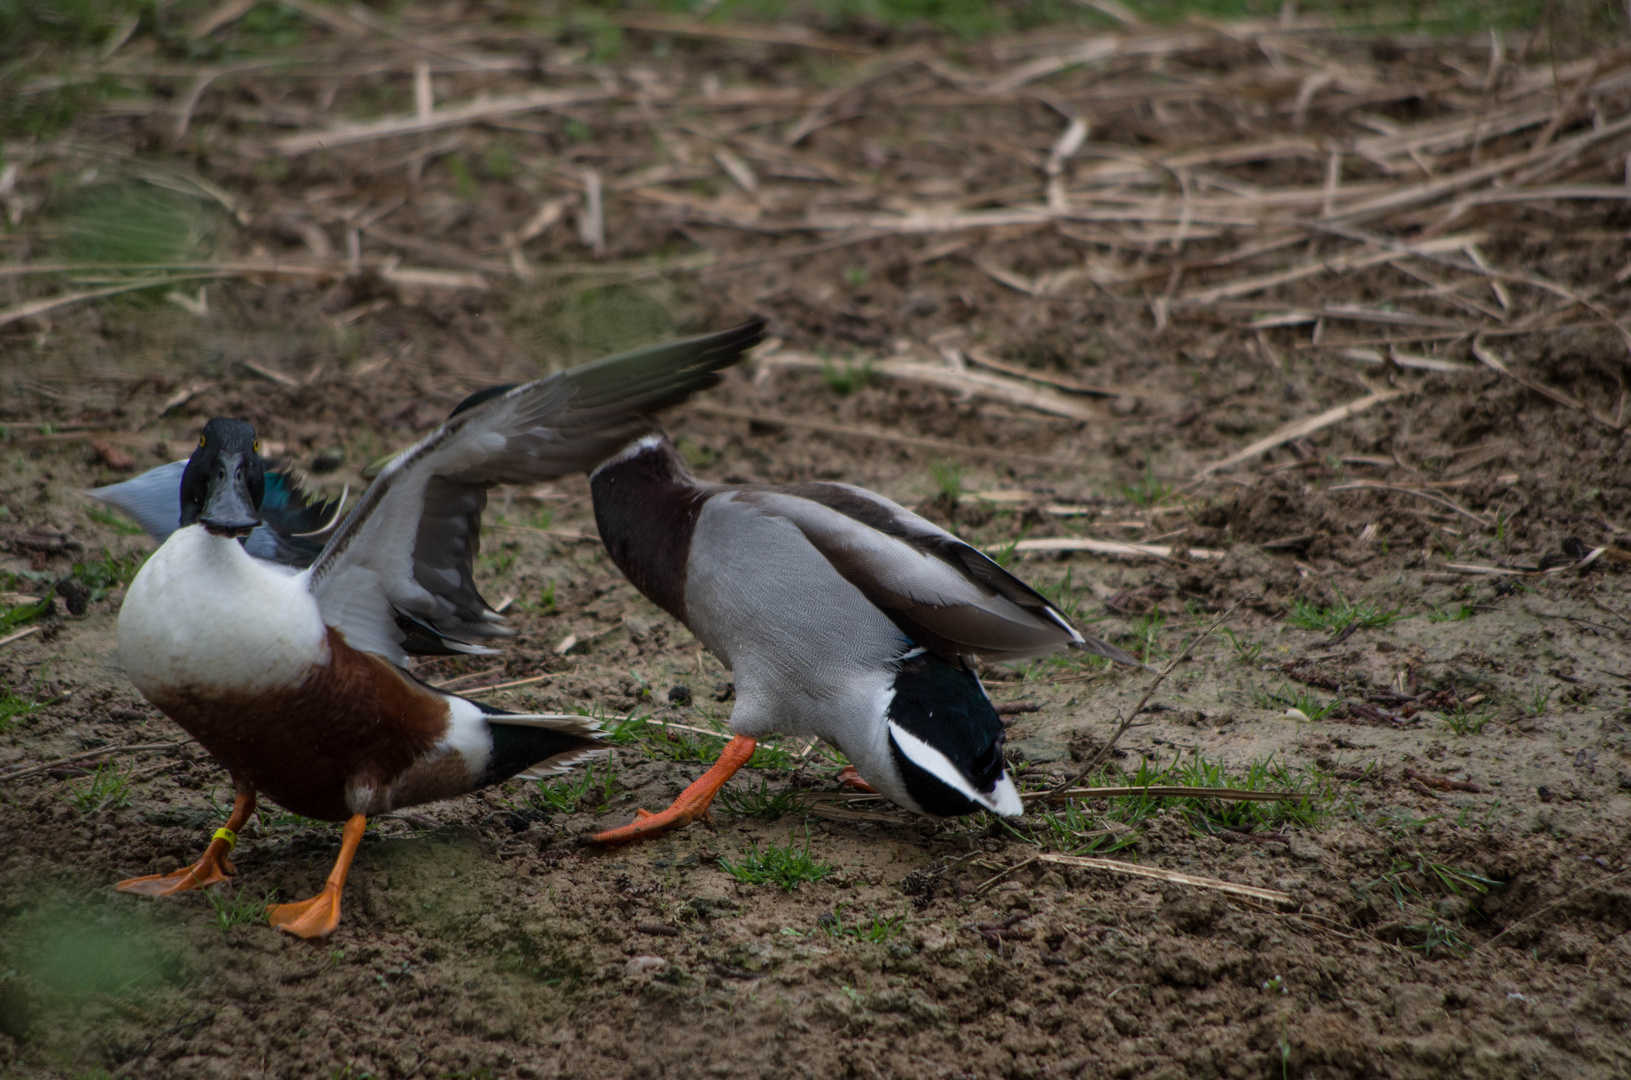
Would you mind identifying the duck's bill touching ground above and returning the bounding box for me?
[590,735,758,845]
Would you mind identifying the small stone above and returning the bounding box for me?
[1287,834,1325,861]
[90,441,134,470]
[55,578,89,616]
[667,684,694,707]
[625,955,667,977]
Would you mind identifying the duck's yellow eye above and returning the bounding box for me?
[253,440,261,454]
[199,436,206,448]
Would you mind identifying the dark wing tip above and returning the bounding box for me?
[450,383,521,418]
[1069,636,1143,667]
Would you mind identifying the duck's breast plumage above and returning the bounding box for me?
[119,524,329,702]
[119,525,459,820]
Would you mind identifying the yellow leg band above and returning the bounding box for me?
[212,827,238,850]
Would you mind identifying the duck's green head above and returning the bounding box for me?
[180,417,266,537]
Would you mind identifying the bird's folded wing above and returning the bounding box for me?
[308,318,766,664]
[738,483,1134,664]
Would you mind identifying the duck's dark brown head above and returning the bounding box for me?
[180,418,266,538]
[589,434,706,625]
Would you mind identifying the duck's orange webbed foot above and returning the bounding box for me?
[836,765,878,794]
[117,789,255,897]
[267,813,365,940]
[591,736,756,846]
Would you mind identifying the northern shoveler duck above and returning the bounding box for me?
[115,319,766,936]
[91,460,346,567]
[587,434,1139,845]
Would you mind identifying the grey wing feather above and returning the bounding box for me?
[735,484,1138,665]
[308,318,765,664]
[88,461,188,543]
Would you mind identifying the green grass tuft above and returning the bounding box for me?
[1119,461,1172,508]
[72,550,146,601]
[928,459,964,501]
[1130,610,1166,663]
[718,829,832,891]
[1256,682,1341,722]
[1215,627,1263,665]
[66,762,133,814]
[1286,593,1403,635]
[717,779,802,821]
[820,355,873,396]
[820,903,905,942]
[87,506,145,536]
[1360,851,1500,909]
[0,688,45,732]
[56,182,213,267]
[1425,602,1476,623]
[1438,700,1493,736]
[202,885,278,938]
[1014,748,1330,854]
[0,595,51,632]
[528,761,620,813]
[1519,683,1553,717]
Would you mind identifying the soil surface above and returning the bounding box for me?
[2,7,1630,1080]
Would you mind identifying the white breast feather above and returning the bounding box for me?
[118,525,330,701]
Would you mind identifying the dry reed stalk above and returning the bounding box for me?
[1195,389,1405,476]
[1181,232,1480,304]
[0,741,190,783]
[689,404,1084,470]
[1022,786,1300,806]
[1328,481,1492,527]
[0,626,43,650]
[1005,538,1225,562]
[610,13,872,55]
[269,86,613,155]
[755,351,1102,421]
[962,349,1150,398]
[1032,852,1296,906]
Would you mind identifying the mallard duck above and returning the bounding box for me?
[587,434,1140,844]
[91,460,346,567]
[114,319,765,936]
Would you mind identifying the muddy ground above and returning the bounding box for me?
[2,5,1631,1079]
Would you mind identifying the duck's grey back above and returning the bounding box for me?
[684,491,911,740]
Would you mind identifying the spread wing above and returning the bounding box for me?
[88,461,343,569]
[307,318,766,665]
[733,483,1137,665]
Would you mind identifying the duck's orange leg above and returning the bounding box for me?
[836,765,878,794]
[117,787,256,897]
[266,814,365,940]
[592,736,756,846]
